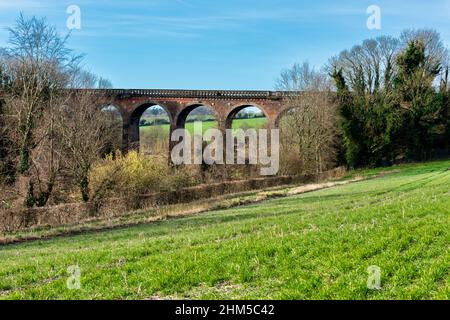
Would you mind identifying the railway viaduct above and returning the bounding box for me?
[87,89,305,153]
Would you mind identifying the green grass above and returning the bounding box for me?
[140,118,268,136]
[0,160,449,300]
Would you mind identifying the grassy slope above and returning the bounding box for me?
[0,160,449,300]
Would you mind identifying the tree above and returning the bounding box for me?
[400,29,448,82]
[395,39,445,159]
[55,90,115,202]
[328,36,400,95]
[276,62,338,175]
[2,14,81,175]
[0,14,113,207]
[276,61,330,91]
[69,69,113,89]
[98,77,113,89]
[0,57,15,184]
[330,29,450,167]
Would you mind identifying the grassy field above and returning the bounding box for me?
[0,160,449,299]
[140,117,268,135]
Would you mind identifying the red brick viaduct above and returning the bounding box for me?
[87,89,302,153]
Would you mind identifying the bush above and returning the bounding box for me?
[89,152,199,203]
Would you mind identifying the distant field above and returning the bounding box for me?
[140,118,268,136]
[0,160,449,299]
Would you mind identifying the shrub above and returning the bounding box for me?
[89,151,199,203]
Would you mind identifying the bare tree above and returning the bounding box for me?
[2,14,81,173]
[55,90,116,202]
[276,61,331,91]
[328,36,400,94]
[329,30,449,94]
[0,14,114,208]
[276,62,338,176]
[68,69,113,89]
[98,77,113,89]
[0,57,15,184]
[0,14,84,207]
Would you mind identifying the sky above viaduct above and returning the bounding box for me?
[0,0,449,90]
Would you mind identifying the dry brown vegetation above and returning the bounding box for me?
[277,62,339,176]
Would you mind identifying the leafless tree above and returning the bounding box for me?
[55,90,116,202]
[0,58,14,184]
[328,36,400,94]
[2,14,81,172]
[329,30,449,94]
[0,14,83,207]
[0,14,114,208]
[276,62,338,176]
[276,61,331,91]
[68,69,113,89]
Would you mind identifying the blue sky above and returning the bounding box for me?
[0,0,449,90]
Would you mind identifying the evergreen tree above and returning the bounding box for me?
[395,40,443,159]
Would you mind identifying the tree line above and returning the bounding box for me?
[330,30,449,167]
[278,29,449,172]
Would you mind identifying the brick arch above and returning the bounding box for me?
[175,102,220,128]
[273,105,301,128]
[225,103,269,129]
[99,102,125,118]
[128,101,173,152]
[129,101,173,124]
